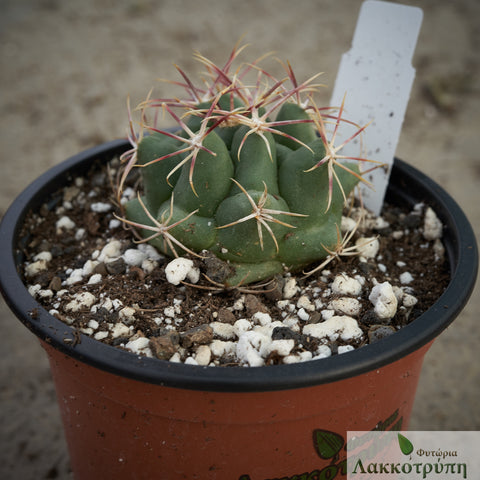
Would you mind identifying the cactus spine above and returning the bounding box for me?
[118,44,373,286]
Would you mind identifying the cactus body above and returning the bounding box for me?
[120,46,370,286]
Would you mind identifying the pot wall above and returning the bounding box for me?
[43,340,431,480]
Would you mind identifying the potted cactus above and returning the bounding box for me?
[0,44,477,480]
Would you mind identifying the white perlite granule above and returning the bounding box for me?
[369,282,398,319]
[236,330,295,367]
[25,260,49,277]
[64,268,84,286]
[331,274,362,296]
[90,202,112,213]
[64,292,97,312]
[328,297,362,316]
[355,237,380,259]
[87,273,102,285]
[125,337,152,357]
[399,272,414,285]
[423,207,443,240]
[123,249,147,266]
[33,251,52,262]
[210,322,236,340]
[97,240,122,262]
[165,258,200,285]
[283,277,298,299]
[303,316,363,342]
[236,331,270,367]
[56,216,75,231]
[111,322,131,338]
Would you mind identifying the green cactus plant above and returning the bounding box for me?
[117,44,375,286]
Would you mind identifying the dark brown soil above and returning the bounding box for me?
[18,155,449,366]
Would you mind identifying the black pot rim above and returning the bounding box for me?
[0,139,477,392]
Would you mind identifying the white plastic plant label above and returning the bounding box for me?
[330,0,423,214]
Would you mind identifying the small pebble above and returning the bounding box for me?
[109,219,121,229]
[180,325,213,348]
[38,289,53,299]
[150,332,180,360]
[245,294,268,315]
[105,257,126,275]
[314,345,332,359]
[368,325,396,343]
[49,276,63,291]
[141,259,158,275]
[216,308,236,324]
[138,243,163,261]
[194,345,212,366]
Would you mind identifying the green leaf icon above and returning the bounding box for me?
[312,430,344,459]
[398,433,414,455]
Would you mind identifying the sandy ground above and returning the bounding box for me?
[0,0,479,478]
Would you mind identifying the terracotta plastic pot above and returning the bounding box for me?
[0,140,477,480]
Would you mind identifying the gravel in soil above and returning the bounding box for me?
[19,155,449,367]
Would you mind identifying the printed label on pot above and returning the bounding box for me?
[239,409,403,480]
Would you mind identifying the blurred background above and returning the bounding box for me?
[1,0,478,478]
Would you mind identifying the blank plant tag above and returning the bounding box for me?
[330,0,423,214]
